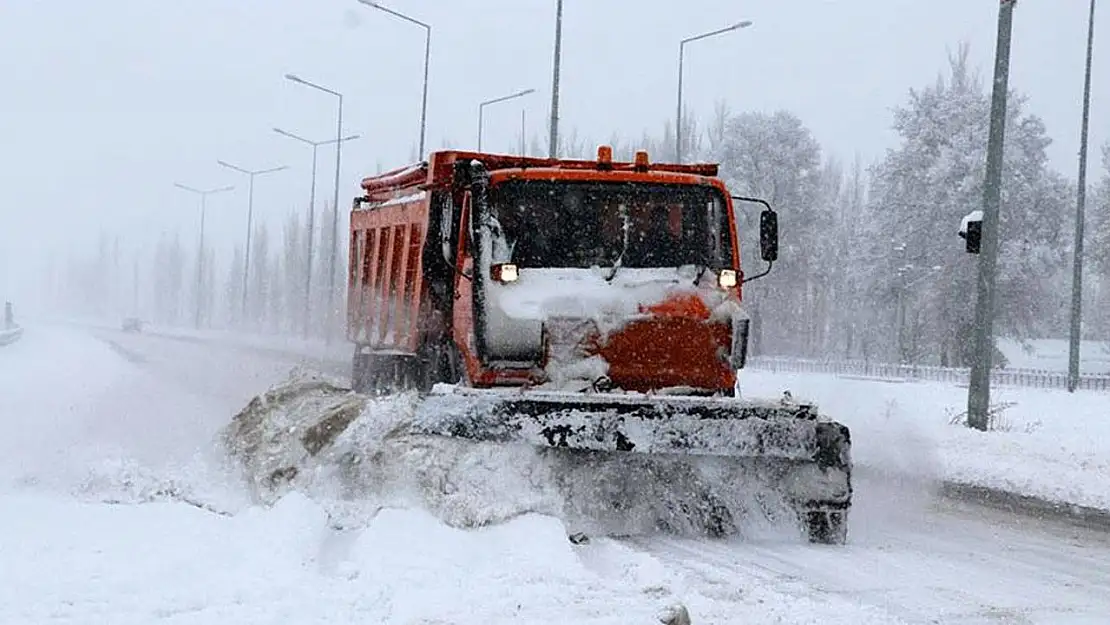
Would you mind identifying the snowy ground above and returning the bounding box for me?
[739,370,1110,512]
[997,337,1110,375]
[95,319,1110,514]
[4,322,1110,624]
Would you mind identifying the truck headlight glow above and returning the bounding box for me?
[491,263,519,283]
[718,269,738,289]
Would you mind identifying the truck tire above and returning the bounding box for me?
[352,351,373,394]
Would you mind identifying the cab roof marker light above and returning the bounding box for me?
[597,145,613,170]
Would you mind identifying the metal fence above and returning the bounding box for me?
[748,356,1110,392]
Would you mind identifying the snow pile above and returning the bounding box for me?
[220,371,824,541]
[541,316,610,389]
[494,266,736,327]
[495,267,685,321]
[0,491,695,624]
[741,369,1110,511]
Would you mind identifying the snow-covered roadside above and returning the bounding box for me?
[0,492,673,625]
[1,326,922,624]
[0,488,922,625]
[97,322,1110,515]
[740,370,1110,512]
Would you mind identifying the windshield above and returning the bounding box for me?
[485,180,733,270]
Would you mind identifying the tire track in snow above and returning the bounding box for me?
[623,474,1110,624]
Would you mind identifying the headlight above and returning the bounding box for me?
[491,263,519,283]
[718,269,738,289]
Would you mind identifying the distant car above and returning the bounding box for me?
[121,317,143,333]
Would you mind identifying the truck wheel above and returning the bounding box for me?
[352,352,373,393]
[804,509,847,545]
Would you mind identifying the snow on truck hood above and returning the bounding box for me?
[493,266,743,323]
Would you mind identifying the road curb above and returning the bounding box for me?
[940,480,1110,532]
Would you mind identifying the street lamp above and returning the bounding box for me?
[549,0,564,158]
[273,127,361,339]
[174,182,234,329]
[675,20,752,163]
[1068,0,1098,392]
[478,88,535,151]
[284,73,347,341]
[356,0,431,158]
[216,160,288,323]
[967,0,1017,431]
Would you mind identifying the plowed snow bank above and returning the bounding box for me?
[0,491,697,624]
[220,371,811,541]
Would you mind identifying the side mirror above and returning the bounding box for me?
[958,210,983,255]
[759,209,779,262]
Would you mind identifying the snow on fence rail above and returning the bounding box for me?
[748,356,1110,392]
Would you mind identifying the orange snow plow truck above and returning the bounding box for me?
[346,147,852,543]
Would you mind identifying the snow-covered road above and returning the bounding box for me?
[618,474,1110,624]
[3,323,1109,624]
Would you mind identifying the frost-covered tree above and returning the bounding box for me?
[865,45,1072,366]
[224,246,244,327]
[1088,143,1110,337]
[281,209,308,335]
[1091,142,1110,278]
[248,223,271,330]
[150,231,186,325]
[713,109,829,356]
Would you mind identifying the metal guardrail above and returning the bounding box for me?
[748,356,1110,392]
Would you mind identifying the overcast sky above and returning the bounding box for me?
[1,0,1107,303]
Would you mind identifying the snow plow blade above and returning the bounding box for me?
[411,385,853,544]
[222,373,852,545]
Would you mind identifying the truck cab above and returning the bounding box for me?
[349,147,772,396]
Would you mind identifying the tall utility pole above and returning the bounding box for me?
[1068,0,1098,392]
[216,160,288,323]
[273,128,360,339]
[549,0,563,158]
[285,74,347,342]
[676,21,752,164]
[477,88,535,151]
[967,0,1017,431]
[173,182,234,329]
[356,1,431,158]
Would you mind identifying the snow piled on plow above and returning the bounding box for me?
[220,370,812,542]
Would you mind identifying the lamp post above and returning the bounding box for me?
[1068,0,1098,392]
[478,88,535,151]
[356,0,431,158]
[216,160,288,323]
[676,20,752,163]
[284,74,347,342]
[173,182,234,329]
[274,127,361,339]
[967,0,1017,431]
[549,0,563,158]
